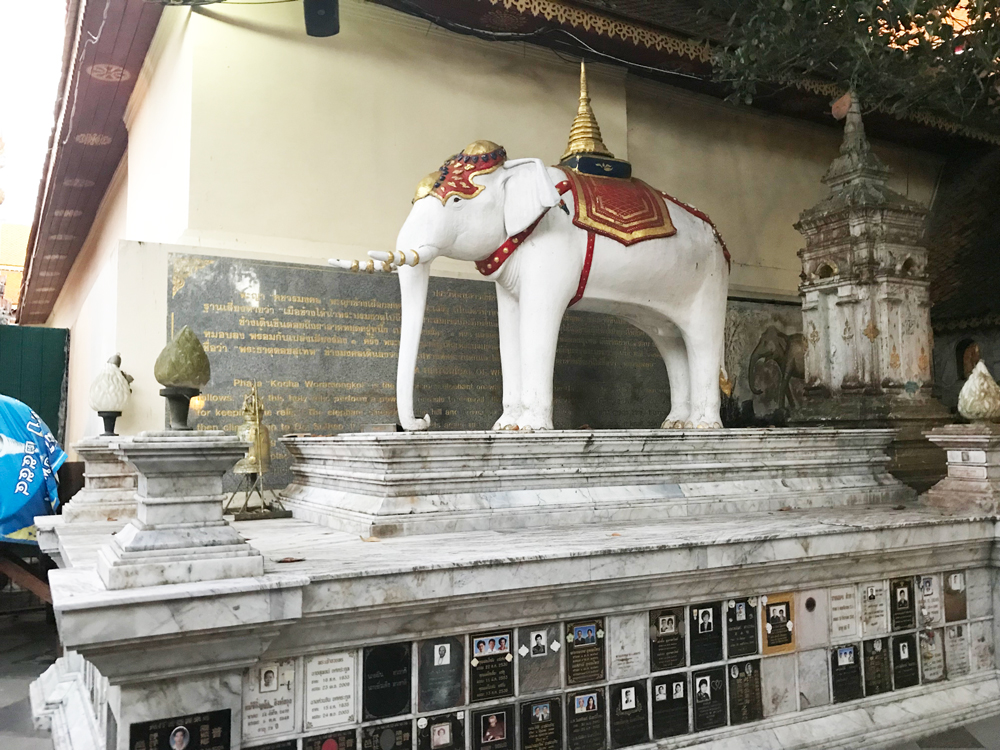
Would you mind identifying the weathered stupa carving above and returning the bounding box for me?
[793,96,949,490]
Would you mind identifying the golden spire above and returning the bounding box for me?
[561,61,614,162]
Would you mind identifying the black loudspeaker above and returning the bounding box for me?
[304,0,339,37]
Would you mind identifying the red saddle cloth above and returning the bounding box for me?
[558,166,677,246]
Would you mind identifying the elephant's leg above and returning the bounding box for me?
[492,284,523,430]
[515,291,573,431]
[681,298,726,429]
[637,323,690,428]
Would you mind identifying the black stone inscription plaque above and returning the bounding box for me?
[255,742,298,750]
[726,598,758,658]
[889,578,915,631]
[518,624,561,695]
[362,721,412,750]
[566,688,606,750]
[727,660,763,725]
[565,619,606,686]
[472,705,515,750]
[609,681,648,749]
[689,602,723,665]
[830,644,863,703]
[649,608,685,672]
[363,644,412,720]
[863,638,892,696]
[128,709,231,750]
[944,571,968,623]
[892,633,919,689]
[417,713,465,750]
[305,730,357,750]
[521,698,562,750]
[419,636,465,712]
[470,630,514,703]
[692,667,727,732]
[651,674,689,739]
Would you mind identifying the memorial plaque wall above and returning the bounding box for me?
[362,721,412,750]
[363,644,411,720]
[727,660,763,725]
[566,688,606,750]
[889,579,916,631]
[565,619,605,686]
[609,682,648,749]
[692,667,727,732]
[920,629,946,683]
[862,639,892,696]
[689,603,723,665]
[916,575,943,628]
[649,608,685,672]
[305,730,356,750]
[521,699,561,750]
[608,613,647,680]
[517,624,561,695]
[651,675,689,739]
[243,659,295,740]
[892,634,920,689]
[945,624,971,677]
[944,571,968,622]
[762,594,795,655]
[305,651,356,730]
[830,645,863,703]
[829,586,858,640]
[167,254,675,488]
[795,590,828,649]
[472,706,514,750]
[419,637,465,712]
[129,710,231,750]
[417,713,465,750]
[726,598,758,658]
[861,582,888,636]
[470,631,514,702]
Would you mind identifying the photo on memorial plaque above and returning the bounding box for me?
[521,699,562,750]
[610,682,648,749]
[651,675,689,739]
[417,712,464,750]
[830,644,863,703]
[566,688,606,750]
[919,629,947,683]
[649,607,685,672]
[762,594,795,655]
[727,659,763,725]
[861,582,888,636]
[362,721,413,750]
[129,710,231,750]
[889,578,915,631]
[689,603,723,665]
[726,597,758,658]
[244,658,296,740]
[916,574,943,628]
[944,570,968,623]
[530,631,547,657]
[363,643,412,721]
[305,729,357,750]
[419,636,465,712]
[470,629,515,703]
[565,619,606,686]
[260,665,279,693]
[692,667,727,732]
[892,633,919,689]
[473,705,514,750]
[517,624,561,696]
[862,639,892,697]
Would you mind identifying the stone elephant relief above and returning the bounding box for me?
[747,326,806,412]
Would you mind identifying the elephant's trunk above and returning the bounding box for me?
[396,260,432,430]
[748,349,766,395]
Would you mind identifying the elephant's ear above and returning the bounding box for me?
[501,158,561,236]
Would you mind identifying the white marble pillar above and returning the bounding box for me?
[923,424,1000,513]
[62,436,138,523]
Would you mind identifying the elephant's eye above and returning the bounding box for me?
[452,197,461,204]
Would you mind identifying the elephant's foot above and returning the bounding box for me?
[400,414,431,431]
[660,411,691,429]
[492,409,524,431]
[688,410,723,430]
[515,412,552,431]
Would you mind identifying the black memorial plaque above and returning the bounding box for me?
[419,636,465,711]
[305,730,357,750]
[167,254,675,488]
[363,643,412,720]
[517,624,561,695]
[726,598,758,658]
[470,630,514,703]
[830,644,863,703]
[418,712,465,750]
[892,634,919,689]
[889,578,915,632]
[727,660,763,725]
[763,595,794,654]
[566,688,606,750]
[609,681,648,749]
[862,638,892,696]
[565,619,606,686]
[255,742,298,750]
[944,571,968,623]
[651,674,689,739]
[129,709,231,750]
[649,607,685,672]
[521,698,562,750]
[689,602,723,665]
[692,667,727,732]
[362,721,413,750]
[472,705,515,750]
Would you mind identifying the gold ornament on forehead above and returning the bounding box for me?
[413,140,507,205]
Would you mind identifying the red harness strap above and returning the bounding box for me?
[568,231,595,308]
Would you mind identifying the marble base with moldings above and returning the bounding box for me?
[924,423,1000,513]
[62,436,138,523]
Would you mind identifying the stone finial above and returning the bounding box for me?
[154,326,210,389]
[958,361,1000,422]
[821,94,891,192]
[89,353,133,436]
[561,62,614,161]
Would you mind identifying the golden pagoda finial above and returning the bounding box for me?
[561,61,614,162]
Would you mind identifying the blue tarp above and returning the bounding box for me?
[0,394,66,545]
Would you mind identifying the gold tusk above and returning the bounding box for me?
[382,261,393,273]
[365,259,375,273]
[350,260,359,272]
[409,250,420,267]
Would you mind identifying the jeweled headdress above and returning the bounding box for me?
[413,140,507,204]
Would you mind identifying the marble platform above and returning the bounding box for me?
[280,428,914,536]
